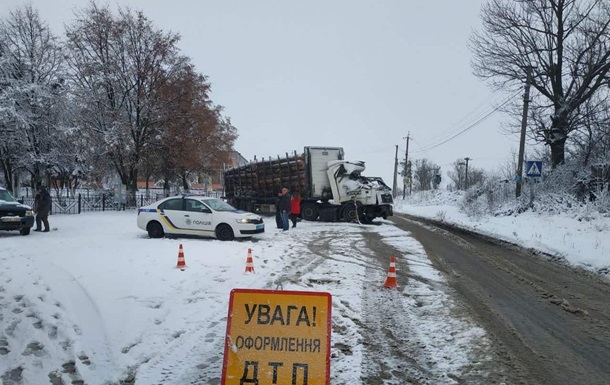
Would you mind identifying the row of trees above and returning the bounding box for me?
[0,3,236,202]
[402,158,487,192]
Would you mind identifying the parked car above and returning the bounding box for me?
[0,187,35,236]
[137,195,265,241]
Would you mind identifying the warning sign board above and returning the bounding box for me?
[526,161,543,178]
[221,289,332,385]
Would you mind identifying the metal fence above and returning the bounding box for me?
[19,193,176,215]
[17,189,224,215]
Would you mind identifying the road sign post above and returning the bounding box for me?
[221,289,332,385]
[525,161,543,206]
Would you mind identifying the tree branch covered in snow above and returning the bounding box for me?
[0,3,236,197]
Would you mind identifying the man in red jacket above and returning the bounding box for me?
[290,191,301,228]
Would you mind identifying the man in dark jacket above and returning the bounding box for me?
[34,186,51,232]
[278,187,291,231]
[275,190,283,229]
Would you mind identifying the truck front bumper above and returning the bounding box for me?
[380,204,393,218]
[364,204,393,220]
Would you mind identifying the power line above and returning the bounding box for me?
[413,91,519,153]
[422,92,507,145]
[395,94,506,155]
[411,137,430,159]
[412,90,521,154]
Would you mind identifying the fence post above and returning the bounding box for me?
[140,194,143,207]
[102,195,105,211]
[78,194,81,214]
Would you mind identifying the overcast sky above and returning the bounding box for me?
[3,0,522,186]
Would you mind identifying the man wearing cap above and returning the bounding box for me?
[34,185,52,232]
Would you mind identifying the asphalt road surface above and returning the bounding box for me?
[389,213,610,385]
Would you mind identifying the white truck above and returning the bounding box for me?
[223,146,393,223]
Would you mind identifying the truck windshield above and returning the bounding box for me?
[204,198,238,212]
[0,190,17,203]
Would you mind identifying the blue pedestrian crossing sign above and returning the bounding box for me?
[526,161,543,177]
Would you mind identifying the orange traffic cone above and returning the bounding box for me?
[383,256,398,288]
[245,248,255,273]
[176,244,186,271]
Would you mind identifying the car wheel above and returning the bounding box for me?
[147,221,165,238]
[301,203,319,221]
[215,224,235,241]
[20,227,31,236]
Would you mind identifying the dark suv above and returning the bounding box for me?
[0,187,35,235]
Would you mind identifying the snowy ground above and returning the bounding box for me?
[1,192,608,384]
[393,190,610,275]
[1,211,487,385]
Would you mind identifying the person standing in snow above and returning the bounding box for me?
[279,187,291,231]
[275,189,283,229]
[290,191,301,228]
[34,185,52,232]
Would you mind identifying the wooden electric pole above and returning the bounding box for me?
[464,157,471,190]
[392,145,398,197]
[402,134,410,199]
[516,66,533,198]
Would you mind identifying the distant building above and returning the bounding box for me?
[210,150,248,192]
[228,150,248,168]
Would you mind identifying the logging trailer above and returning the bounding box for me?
[223,146,393,223]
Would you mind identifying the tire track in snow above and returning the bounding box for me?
[31,260,122,384]
[133,300,226,385]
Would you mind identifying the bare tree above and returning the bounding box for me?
[65,2,181,204]
[497,149,520,182]
[447,160,466,190]
[470,0,610,168]
[467,168,487,188]
[413,158,439,191]
[568,94,610,166]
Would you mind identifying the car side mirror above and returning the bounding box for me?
[201,207,212,213]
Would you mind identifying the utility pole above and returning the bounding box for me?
[408,160,412,196]
[402,133,410,199]
[516,66,533,198]
[464,157,471,190]
[392,145,398,197]
[457,161,465,189]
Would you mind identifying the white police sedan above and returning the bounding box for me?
[137,195,264,241]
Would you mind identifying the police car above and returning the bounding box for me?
[0,187,35,235]
[137,195,265,241]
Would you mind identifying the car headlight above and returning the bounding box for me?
[26,210,35,216]
[236,218,258,224]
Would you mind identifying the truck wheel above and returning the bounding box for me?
[147,221,165,238]
[20,227,31,235]
[301,203,319,221]
[216,224,235,241]
[360,214,374,224]
[358,208,375,224]
[342,206,358,222]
